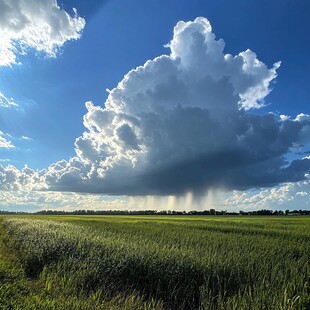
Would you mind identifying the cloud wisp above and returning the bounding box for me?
[0,17,310,197]
[0,92,18,109]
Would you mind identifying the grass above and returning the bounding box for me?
[0,215,310,309]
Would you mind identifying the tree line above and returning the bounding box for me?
[1,209,309,216]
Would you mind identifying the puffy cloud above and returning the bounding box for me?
[0,190,127,212]
[1,17,310,198]
[43,17,309,196]
[223,177,310,210]
[0,132,15,149]
[0,0,85,67]
[168,18,281,110]
[0,164,46,191]
[0,137,14,149]
[0,1,85,190]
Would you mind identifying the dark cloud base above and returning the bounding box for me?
[1,17,310,197]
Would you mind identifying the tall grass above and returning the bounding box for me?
[2,216,310,309]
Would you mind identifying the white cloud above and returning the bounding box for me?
[0,137,14,149]
[295,113,310,122]
[1,17,310,204]
[296,191,307,197]
[280,115,290,121]
[223,179,310,210]
[1,183,309,212]
[0,1,85,187]
[42,17,309,196]
[168,18,280,110]
[0,190,127,211]
[0,0,85,67]
[0,132,33,150]
[0,164,46,191]
[0,91,18,108]
[0,131,15,149]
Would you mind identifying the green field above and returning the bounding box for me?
[0,215,309,309]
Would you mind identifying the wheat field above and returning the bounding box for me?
[0,215,309,309]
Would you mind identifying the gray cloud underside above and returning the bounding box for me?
[45,111,310,195]
[0,17,310,195]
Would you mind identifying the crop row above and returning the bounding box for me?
[3,217,310,309]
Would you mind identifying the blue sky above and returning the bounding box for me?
[0,0,310,211]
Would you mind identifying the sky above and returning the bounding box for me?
[0,0,310,212]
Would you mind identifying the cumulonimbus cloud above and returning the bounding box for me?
[1,17,310,196]
[0,0,85,67]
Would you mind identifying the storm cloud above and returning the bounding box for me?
[1,17,310,196]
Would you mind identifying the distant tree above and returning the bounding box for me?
[210,209,216,215]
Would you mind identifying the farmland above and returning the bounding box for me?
[0,215,310,309]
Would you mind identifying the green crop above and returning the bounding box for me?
[1,215,310,309]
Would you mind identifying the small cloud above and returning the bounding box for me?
[0,92,18,108]
[22,136,31,140]
[296,191,307,197]
[0,136,15,149]
[0,159,10,162]
[295,113,310,123]
[280,114,290,121]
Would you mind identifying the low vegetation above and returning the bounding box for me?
[0,215,310,309]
